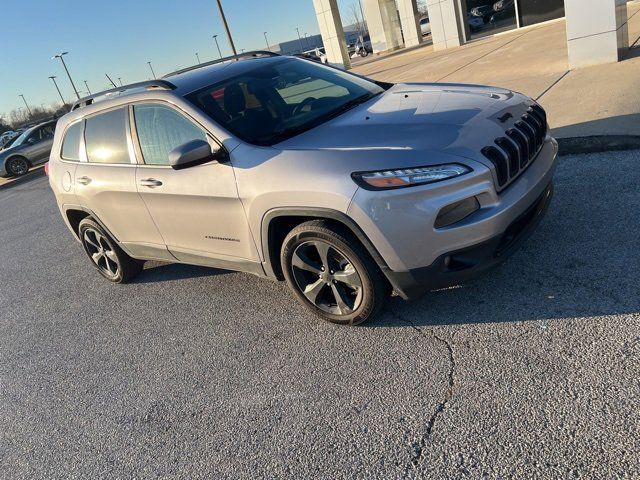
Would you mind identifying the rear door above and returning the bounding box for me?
[74,106,173,261]
[130,102,260,267]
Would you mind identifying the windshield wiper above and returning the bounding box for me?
[324,92,379,121]
[267,92,381,145]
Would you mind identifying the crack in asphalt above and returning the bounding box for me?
[385,307,457,474]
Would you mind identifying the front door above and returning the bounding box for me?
[130,103,259,268]
[75,106,172,261]
[23,123,55,164]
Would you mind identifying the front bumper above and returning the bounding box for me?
[385,181,554,300]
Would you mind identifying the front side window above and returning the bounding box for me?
[187,58,384,146]
[84,108,131,164]
[61,122,83,161]
[133,104,207,166]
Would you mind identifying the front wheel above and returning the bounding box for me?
[5,156,30,177]
[281,220,389,325]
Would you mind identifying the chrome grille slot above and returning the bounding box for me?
[482,104,549,192]
[481,146,509,187]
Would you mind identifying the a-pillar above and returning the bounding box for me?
[312,0,351,68]
[565,0,629,68]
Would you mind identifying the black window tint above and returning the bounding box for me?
[134,104,206,166]
[85,108,131,164]
[61,122,83,161]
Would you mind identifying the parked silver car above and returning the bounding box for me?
[48,52,557,325]
[0,120,56,177]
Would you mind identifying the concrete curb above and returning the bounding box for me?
[557,135,640,156]
[0,166,45,191]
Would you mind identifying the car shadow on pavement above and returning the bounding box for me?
[135,261,227,284]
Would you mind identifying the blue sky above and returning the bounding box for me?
[0,0,358,117]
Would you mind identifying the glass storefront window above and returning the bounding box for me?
[465,0,518,39]
[517,0,564,27]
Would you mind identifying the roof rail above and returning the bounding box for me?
[162,50,280,78]
[71,80,177,111]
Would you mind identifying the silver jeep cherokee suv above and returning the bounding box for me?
[49,52,557,325]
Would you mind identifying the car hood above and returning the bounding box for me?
[276,83,537,170]
[0,144,22,157]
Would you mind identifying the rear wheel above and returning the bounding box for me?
[78,218,143,283]
[5,156,30,177]
[281,220,389,325]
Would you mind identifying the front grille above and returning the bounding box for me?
[482,105,548,191]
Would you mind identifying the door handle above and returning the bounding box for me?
[77,176,92,185]
[140,178,163,188]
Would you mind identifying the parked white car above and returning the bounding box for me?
[420,17,431,36]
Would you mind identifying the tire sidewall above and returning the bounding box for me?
[6,156,29,177]
[78,219,126,283]
[281,226,379,325]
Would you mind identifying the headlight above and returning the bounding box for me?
[352,164,471,190]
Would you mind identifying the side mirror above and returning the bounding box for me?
[168,139,220,170]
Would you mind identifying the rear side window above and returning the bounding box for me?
[133,104,207,166]
[84,108,131,164]
[61,122,83,161]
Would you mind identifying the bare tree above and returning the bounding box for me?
[417,0,429,17]
[3,102,69,129]
[346,2,367,37]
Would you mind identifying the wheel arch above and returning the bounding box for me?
[4,154,31,173]
[261,207,390,281]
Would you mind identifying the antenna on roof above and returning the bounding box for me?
[105,74,117,88]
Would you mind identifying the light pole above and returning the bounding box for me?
[84,80,91,95]
[295,27,304,53]
[215,0,238,58]
[147,61,156,79]
[52,52,81,101]
[118,77,123,86]
[19,94,32,116]
[212,34,222,59]
[48,76,66,105]
[105,74,117,88]
[358,0,367,33]
[196,52,201,64]
[304,33,310,50]
[264,31,271,52]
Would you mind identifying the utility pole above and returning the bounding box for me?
[264,31,271,52]
[296,27,304,53]
[196,52,202,64]
[84,80,92,95]
[19,94,32,116]
[48,76,66,105]
[212,34,223,59]
[52,52,81,100]
[215,0,238,58]
[147,61,156,79]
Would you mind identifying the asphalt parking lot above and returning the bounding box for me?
[1,151,638,479]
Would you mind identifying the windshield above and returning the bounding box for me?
[186,58,385,146]
[11,128,33,147]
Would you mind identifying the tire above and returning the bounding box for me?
[281,220,390,325]
[78,218,143,284]
[5,156,30,177]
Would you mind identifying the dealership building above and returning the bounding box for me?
[312,0,629,69]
